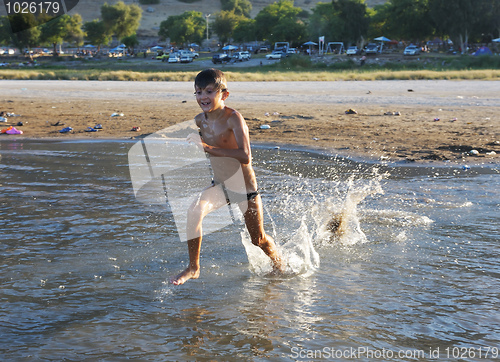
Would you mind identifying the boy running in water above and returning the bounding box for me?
[171,68,283,285]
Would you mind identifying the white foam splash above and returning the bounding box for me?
[241,170,387,277]
[240,220,320,278]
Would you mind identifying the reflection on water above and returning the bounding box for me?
[1,140,499,360]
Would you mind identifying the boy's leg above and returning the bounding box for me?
[171,185,227,285]
[171,237,202,285]
[241,194,283,271]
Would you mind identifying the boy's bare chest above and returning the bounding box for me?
[200,121,235,147]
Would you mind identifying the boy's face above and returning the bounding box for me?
[195,83,228,113]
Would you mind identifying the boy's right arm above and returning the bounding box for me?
[194,113,203,128]
[186,113,205,151]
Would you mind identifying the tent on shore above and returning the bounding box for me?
[474,46,493,56]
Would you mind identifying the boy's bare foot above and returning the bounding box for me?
[170,267,200,285]
[266,257,292,278]
[271,255,286,274]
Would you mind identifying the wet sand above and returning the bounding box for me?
[0,80,498,164]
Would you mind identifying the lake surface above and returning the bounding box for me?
[1,139,499,361]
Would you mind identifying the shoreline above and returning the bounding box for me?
[1,80,499,165]
[2,137,497,168]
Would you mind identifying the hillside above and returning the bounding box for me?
[65,0,388,38]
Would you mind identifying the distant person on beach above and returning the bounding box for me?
[171,68,283,285]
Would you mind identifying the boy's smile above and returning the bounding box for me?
[195,85,228,114]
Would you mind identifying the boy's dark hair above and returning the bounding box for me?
[195,68,227,92]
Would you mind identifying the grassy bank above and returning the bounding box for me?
[1,53,499,81]
[1,68,499,81]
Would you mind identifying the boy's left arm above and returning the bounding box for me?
[228,113,251,164]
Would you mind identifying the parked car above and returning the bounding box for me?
[156,52,169,61]
[0,48,15,55]
[233,51,251,61]
[212,53,231,64]
[364,43,379,54]
[346,46,360,55]
[180,54,193,63]
[168,53,180,63]
[403,45,421,56]
[266,51,285,60]
[180,50,199,59]
[287,48,297,55]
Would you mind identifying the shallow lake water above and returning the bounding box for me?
[1,139,499,361]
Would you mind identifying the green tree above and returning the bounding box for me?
[65,14,85,48]
[83,20,112,50]
[270,17,306,45]
[40,15,69,55]
[254,0,304,42]
[101,1,142,41]
[233,18,256,43]
[429,0,483,53]
[158,11,205,46]
[213,10,246,45]
[368,3,390,40]
[0,16,12,45]
[121,33,139,54]
[3,13,41,54]
[490,0,500,39]
[40,14,85,54]
[380,0,432,41]
[331,0,370,45]
[308,0,368,46]
[221,0,252,18]
[308,3,343,43]
[480,0,500,40]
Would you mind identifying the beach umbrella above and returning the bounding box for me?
[374,36,391,52]
[222,45,238,51]
[83,44,96,48]
[222,44,238,55]
[109,47,124,53]
[493,38,500,43]
[150,45,163,50]
[303,41,318,55]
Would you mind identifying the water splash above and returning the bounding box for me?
[318,173,385,246]
[240,216,320,278]
[241,169,387,277]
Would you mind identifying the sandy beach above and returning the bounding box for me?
[0,79,498,164]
